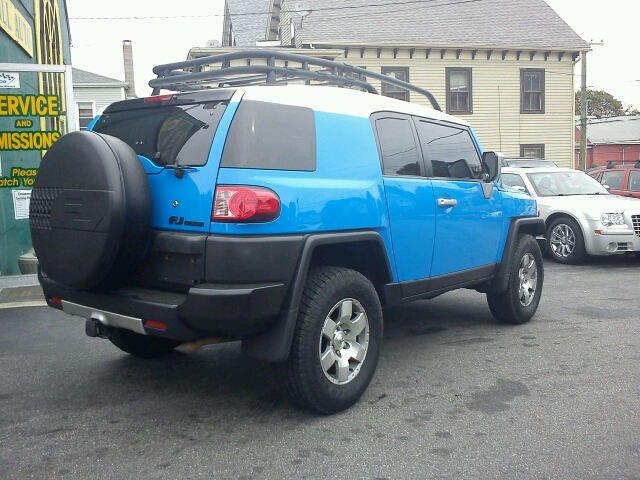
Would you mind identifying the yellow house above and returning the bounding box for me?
[194,0,591,167]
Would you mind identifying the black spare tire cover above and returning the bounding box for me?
[29,131,151,290]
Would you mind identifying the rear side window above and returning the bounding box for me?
[375,117,421,176]
[93,102,226,167]
[221,100,316,171]
[414,120,482,179]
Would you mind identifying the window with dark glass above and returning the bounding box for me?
[375,117,421,176]
[521,69,545,113]
[77,102,94,130]
[221,100,316,171]
[446,68,471,114]
[94,102,227,167]
[381,67,410,102]
[520,144,545,158]
[414,120,482,179]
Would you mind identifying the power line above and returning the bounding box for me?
[69,0,482,20]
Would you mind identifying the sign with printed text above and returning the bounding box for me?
[0,0,34,57]
[12,189,31,219]
[0,72,20,89]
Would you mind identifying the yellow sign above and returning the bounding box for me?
[0,95,60,116]
[0,0,34,57]
[0,166,38,188]
[0,131,60,151]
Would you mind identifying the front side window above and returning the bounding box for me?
[374,117,421,176]
[381,67,410,102]
[414,120,482,179]
[446,68,471,114]
[520,144,545,158]
[599,170,624,190]
[521,69,545,113]
[77,102,94,130]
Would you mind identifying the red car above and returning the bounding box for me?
[587,161,640,199]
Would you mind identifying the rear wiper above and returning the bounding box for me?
[164,164,197,179]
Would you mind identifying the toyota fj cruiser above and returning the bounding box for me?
[30,51,544,414]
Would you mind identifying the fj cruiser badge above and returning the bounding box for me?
[169,216,204,227]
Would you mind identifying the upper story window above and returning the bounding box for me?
[446,68,472,114]
[521,69,545,113]
[520,144,545,158]
[374,116,421,176]
[414,120,482,179]
[381,67,410,102]
[77,102,94,130]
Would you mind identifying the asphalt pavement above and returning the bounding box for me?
[1,256,639,479]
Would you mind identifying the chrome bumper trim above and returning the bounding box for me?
[61,301,147,335]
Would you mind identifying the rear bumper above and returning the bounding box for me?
[41,273,287,342]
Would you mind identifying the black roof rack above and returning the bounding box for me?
[605,160,640,169]
[149,50,442,111]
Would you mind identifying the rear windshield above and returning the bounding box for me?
[220,100,316,171]
[93,102,227,167]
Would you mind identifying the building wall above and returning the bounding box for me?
[344,48,576,167]
[73,85,126,117]
[582,144,640,167]
[0,0,71,276]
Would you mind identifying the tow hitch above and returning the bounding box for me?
[85,318,113,338]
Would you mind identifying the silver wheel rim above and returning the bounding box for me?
[319,298,370,385]
[550,223,575,258]
[518,253,538,307]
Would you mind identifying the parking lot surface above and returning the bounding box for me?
[1,257,639,479]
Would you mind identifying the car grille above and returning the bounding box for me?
[633,215,640,237]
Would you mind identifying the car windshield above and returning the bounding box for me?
[527,171,609,197]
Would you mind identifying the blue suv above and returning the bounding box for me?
[30,51,544,413]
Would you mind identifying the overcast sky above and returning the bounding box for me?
[66,0,640,109]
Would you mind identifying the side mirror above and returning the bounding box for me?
[602,184,611,192]
[482,151,502,182]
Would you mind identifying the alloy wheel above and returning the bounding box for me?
[319,298,370,385]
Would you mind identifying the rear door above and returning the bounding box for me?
[373,113,436,290]
[413,119,503,280]
[627,170,640,198]
[92,93,235,233]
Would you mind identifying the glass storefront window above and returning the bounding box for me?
[0,66,74,276]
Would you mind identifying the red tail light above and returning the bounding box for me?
[144,94,174,103]
[212,186,280,222]
[144,320,167,331]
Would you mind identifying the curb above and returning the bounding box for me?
[0,274,39,288]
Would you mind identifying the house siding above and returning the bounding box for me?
[349,48,576,167]
[73,86,126,116]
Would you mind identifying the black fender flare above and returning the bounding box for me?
[242,231,393,362]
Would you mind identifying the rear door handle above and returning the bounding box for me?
[437,198,458,207]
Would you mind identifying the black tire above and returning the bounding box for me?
[29,131,151,290]
[276,267,383,414]
[487,234,544,325]
[109,328,180,358]
[546,216,586,264]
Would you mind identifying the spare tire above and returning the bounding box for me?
[29,131,151,290]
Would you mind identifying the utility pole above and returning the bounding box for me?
[579,52,587,170]
[579,41,604,171]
